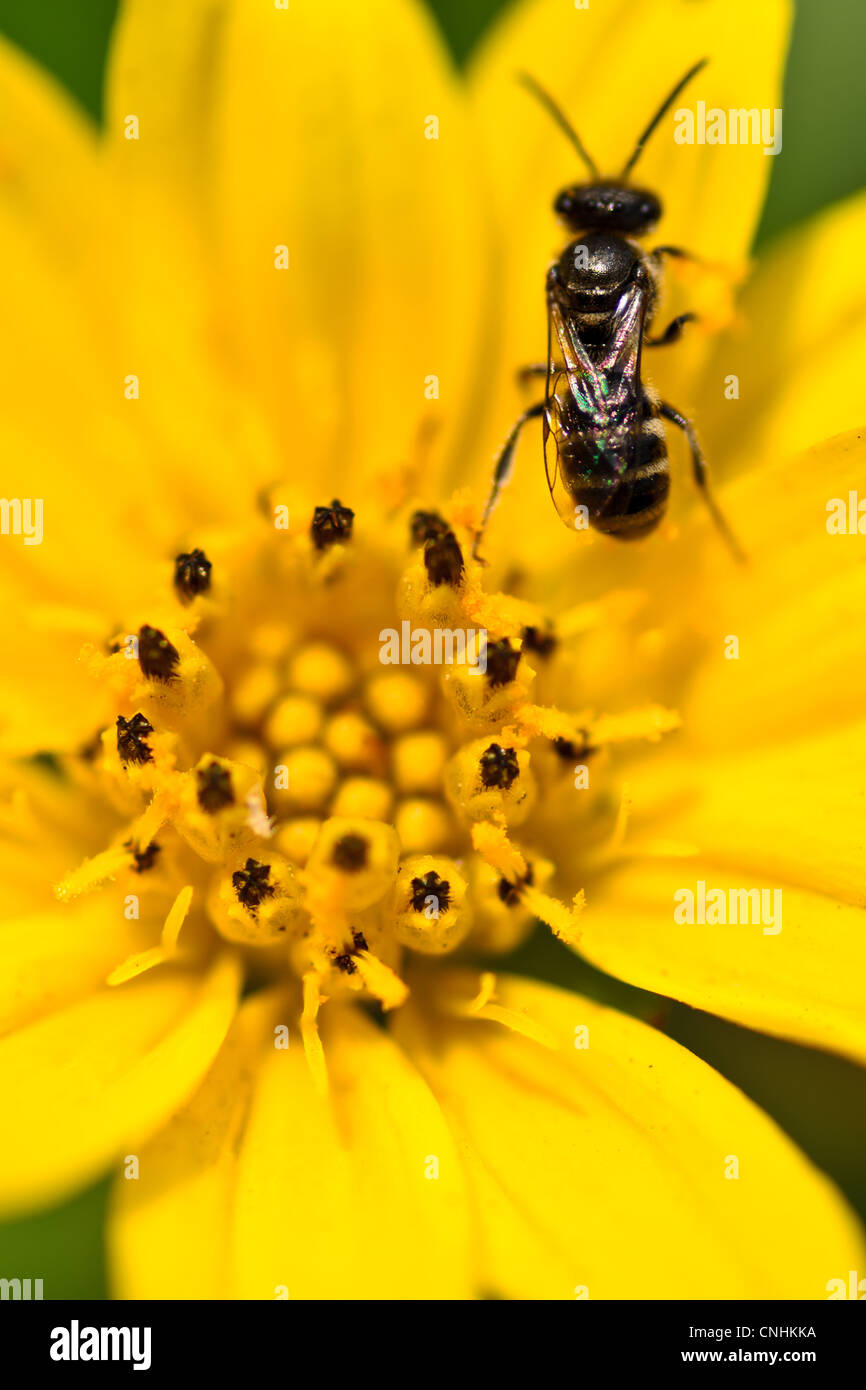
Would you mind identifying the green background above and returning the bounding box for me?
[0,0,863,1298]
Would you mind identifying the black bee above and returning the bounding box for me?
[475,60,742,560]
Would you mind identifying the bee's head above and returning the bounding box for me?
[554,183,662,236]
[519,61,707,238]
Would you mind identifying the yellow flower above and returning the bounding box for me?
[0,0,864,1299]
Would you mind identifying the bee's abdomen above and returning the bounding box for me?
[591,406,669,541]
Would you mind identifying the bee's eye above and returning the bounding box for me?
[554,191,575,218]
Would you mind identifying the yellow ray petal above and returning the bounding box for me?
[697,192,866,481]
[232,1004,472,1299]
[0,952,240,1217]
[685,429,866,750]
[624,720,866,910]
[111,999,471,1298]
[109,0,484,493]
[396,972,865,1299]
[109,990,276,1301]
[0,895,150,1037]
[579,858,866,1064]
[0,32,100,255]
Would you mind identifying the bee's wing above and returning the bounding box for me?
[545,282,648,525]
[543,367,581,527]
[552,280,646,430]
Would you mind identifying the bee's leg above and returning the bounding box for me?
[473,402,545,561]
[650,245,699,265]
[645,312,698,347]
[659,401,746,563]
[516,364,548,387]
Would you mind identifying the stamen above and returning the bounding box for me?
[521,884,586,947]
[479,742,519,790]
[116,712,154,766]
[301,972,329,1096]
[423,529,464,586]
[138,625,180,682]
[521,624,557,659]
[107,884,194,986]
[232,858,275,912]
[410,509,449,545]
[331,833,368,871]
[197,760,234,812]
[471,821,527,881]
[484,638,521,688]
[589,705,681,746]
[332,929,368,974]
[443,972,558,1049]
[552,731,596,761]
[55,843,135,901]
[497,864,534,905]
[125,838,160,873]
[410,870,451,914]
[352,949,409,1010]
[174,547,212,602]
[311,499,354,550]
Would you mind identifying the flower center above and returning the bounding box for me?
[56,491,678,1076]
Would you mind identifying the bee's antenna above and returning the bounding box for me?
[620,58,708,180]
[518,71,600,181]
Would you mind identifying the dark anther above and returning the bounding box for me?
[521,624,557,660]
[552,731,596,761]
[125,839,161,873]
[138,625,180,682]
[331,833,368,871]
[410,509,450,546]
[479,742,520,791]
[410,871,451,914]
[116,712,154,766]
[333,930,369,974]
[174,548,212,602]
[232,858,275,913]
[424,529,464,587]
[497,864,534,906]
[484,638,521,688]
[311,499,354,551]
[197,760,234,812]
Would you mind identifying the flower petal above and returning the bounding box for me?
[0,896,152,1037]
[696,193,866,482]
[397,972,865,1298]
[107,0,484,490]
[110,999,472,1298]
[0,953,240,1217]
[580,858,866,1065]
[109,990,269,1301]
[625,721,866,910]
[685,429,866,750]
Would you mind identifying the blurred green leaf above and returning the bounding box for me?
[0,1179,109,1300]
[0,0,118,121]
